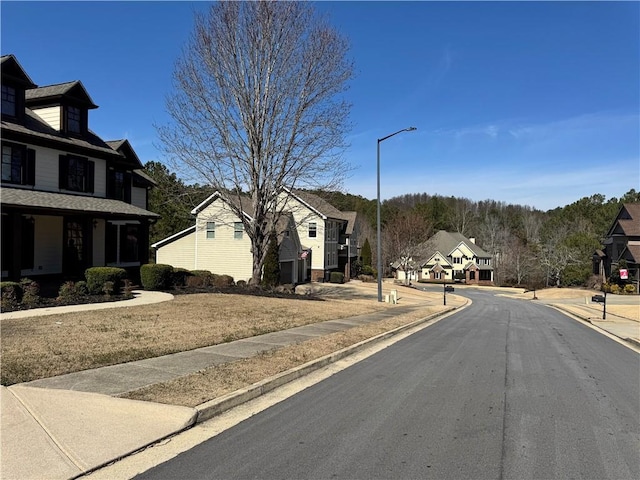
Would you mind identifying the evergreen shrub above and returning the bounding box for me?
[330,272,345,284]
[140,264,173,291]
[85,267,127,294]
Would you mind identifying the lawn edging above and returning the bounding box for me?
[194,300,469,423]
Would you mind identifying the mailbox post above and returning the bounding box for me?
[443,281,447,306]
[591,292,607,320]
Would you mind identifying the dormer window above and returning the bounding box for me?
[1,85,16,117]
[65,105,83,134]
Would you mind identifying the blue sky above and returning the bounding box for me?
[2,1,638,211]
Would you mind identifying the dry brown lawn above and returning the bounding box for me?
[0,282,450,386]
[121,302,454,407]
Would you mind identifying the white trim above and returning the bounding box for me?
[151,225,196,248]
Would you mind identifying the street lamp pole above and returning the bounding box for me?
[377,127,417,302]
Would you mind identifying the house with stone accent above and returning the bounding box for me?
[394,230,494,285]
[1,54,158,281]
[152,188,361,284]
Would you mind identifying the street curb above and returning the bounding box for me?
[550,305,640,349]
[194,302,468,423]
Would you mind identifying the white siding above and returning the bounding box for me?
[156,232,196,271]
[22,215,63,276]
[194,202,253,282]
[31,106,61,130]
[131,186,147,210]
[24,145,107,197]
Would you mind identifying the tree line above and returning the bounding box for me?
[146,159,638,289]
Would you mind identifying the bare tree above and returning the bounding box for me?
[537,226,581,287]
[157,1,353,284]
[383,211,432,284]
[450,197,476,236]
[501,234,536,286]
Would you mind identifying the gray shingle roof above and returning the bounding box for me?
[25,81,98,108]
[342,211,358,235]
[290,189,348,221]
[2,109,121,159]
[423,230,491,258]
[1,188,159,218]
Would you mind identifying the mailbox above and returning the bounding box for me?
[591,295,605,303]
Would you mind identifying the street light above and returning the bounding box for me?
[377,127,417,302]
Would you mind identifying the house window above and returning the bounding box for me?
[1,85,16,117]
[234,222,243,239]
[480,270,492,281]
[107,169,132,202]
[453,257,462,264]
[66,106,81,134]
[470,271,476,280]
[309,222,317,238]
[206,222,215,239]
[59,155,94,193]
[106,222,140,265]
[2,143,34,185]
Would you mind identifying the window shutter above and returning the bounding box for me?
[106,168,115,198]
[25,149,36,185]
[86,160,95,193]
[59,155,68,189]
[124,171,132,203]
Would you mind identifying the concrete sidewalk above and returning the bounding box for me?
[1,296,458,480]
[1,288,637,480]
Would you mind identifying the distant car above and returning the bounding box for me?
[444,285,455,293]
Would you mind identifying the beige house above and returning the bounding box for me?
[1,55,158,281]
[394,230,494,285]
[153,189,361,284]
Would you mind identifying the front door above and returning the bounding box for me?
[63,218,87,278]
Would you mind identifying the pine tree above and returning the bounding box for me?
[362,238,372,268]
[261,231,280,287]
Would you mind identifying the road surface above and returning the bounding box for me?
[136,289,639,479]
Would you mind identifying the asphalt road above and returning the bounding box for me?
[136,290,639,480]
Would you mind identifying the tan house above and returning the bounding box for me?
[1,55,158,281]
[394,230,494,285]
[153,189,361,284]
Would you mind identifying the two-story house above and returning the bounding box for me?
[1,54,158,281]
[394,230,494,285]
[153,188,361,284]
[594,203,640,285]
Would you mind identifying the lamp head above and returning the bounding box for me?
[407,127,417,131]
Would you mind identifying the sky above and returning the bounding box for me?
[1,1,638,211]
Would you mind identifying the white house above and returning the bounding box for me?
[1,55,158,281]
[153,189,362,284]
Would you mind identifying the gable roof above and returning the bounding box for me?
[1,54,37,88]
[607,203,640,237]
[25,80,98,109]
[423,230,491,258]
[285,188,347,221]
[342,211,358,235]
[191,191,253,220]
[106,139,143,169]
